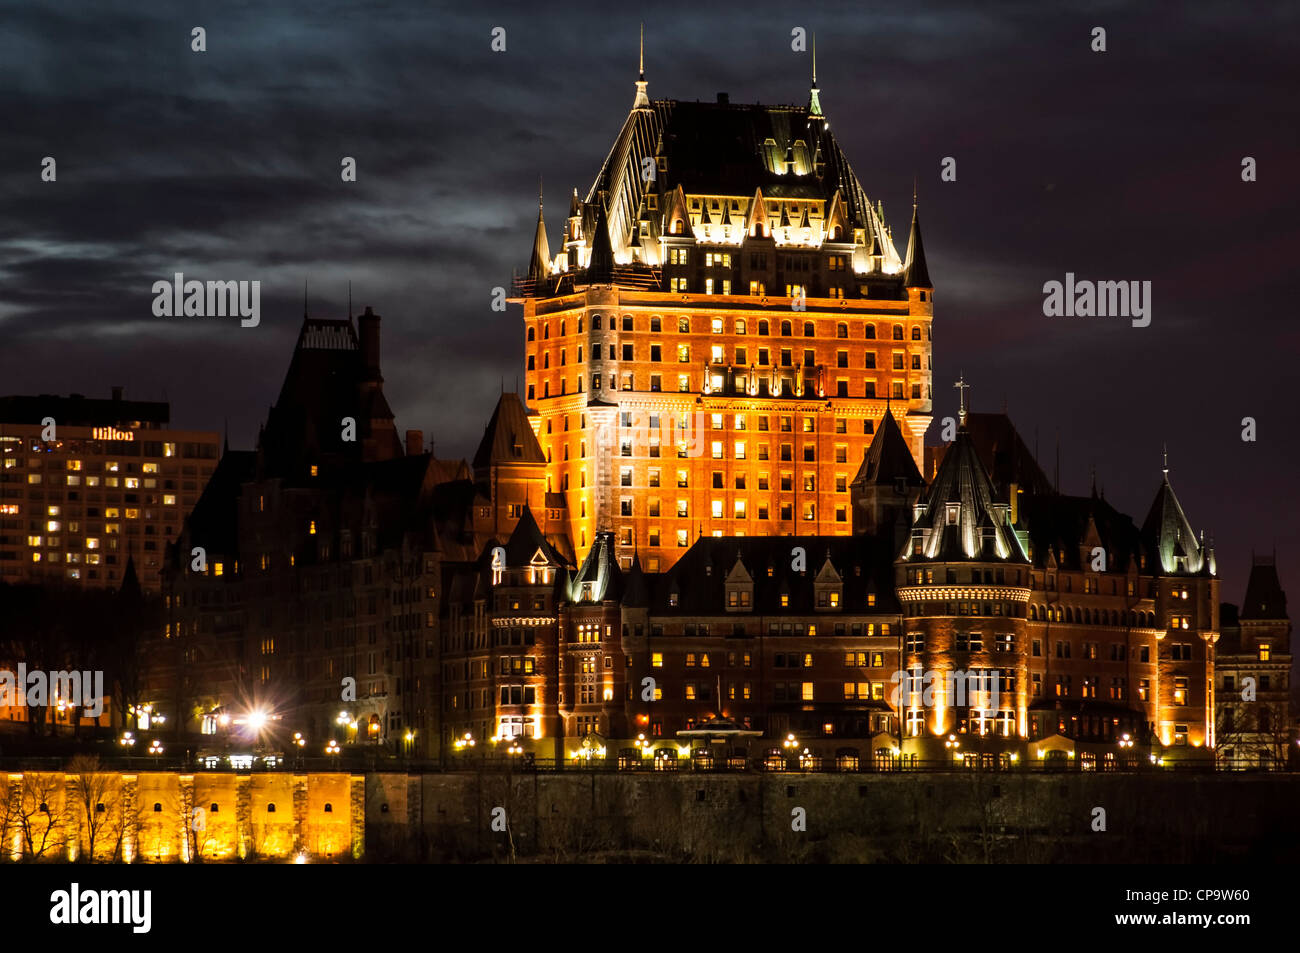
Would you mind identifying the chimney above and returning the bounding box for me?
[358,306,382,381]
[405,429,423,455]
[111,386,123,402]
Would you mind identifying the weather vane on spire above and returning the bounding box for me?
[955,374,970,424]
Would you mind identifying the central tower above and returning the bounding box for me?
[513,56,934,571]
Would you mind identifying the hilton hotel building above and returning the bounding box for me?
[0,389,219,592]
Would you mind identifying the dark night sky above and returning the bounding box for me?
[1,0,1297,607]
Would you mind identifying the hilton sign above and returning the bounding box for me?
[92,426,134,441]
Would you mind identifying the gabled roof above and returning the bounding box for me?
[851,409,923,487]
[502,504,567,567]
[472,393,546,471]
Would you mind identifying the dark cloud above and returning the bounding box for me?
[0,0,1297,608]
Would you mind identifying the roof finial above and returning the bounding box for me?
[913,176,918,211]
[539,175,543,211]
[633,24,650,109]
[954,374,970,426]
[1162,443,1169,476]
[808,33,823,117]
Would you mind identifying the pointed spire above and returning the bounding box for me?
[633,24,650,109]
[903,192,932,288]
[587,200,614,282]
[954,375,970,428]
[528,182,551,282]
[809,32,823,116]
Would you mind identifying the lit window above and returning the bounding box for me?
[125,478,140,489]
[163,443,176,457]
[1259,644,1271,661]
[66,460,82,471]
[142,463,158,474]
[46,520,61,532]
[163,494,177,506]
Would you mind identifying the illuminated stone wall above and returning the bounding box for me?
[0,771,361,863]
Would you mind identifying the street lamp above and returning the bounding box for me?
[147,739,163,756]
[325,739,341,756]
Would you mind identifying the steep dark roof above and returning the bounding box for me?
[259,317,399,479]
[906,425,1026,563]
[528,201,550,281]
[582,96,902,270]
[570,530,622,602]
[1140,474,1208,576]
[959,412,1054,498]
[472,393,546,471]
[1021,494,1144,573]
[641,534,900,616]
[902,207,931,288]
[1241,558,1287,620]
[503,504,567,567]
[851,409,923,487]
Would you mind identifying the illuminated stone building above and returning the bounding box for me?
[513,63,934,573]
[1215,557,1292,768]
[0,390,219,592]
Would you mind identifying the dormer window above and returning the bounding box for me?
[946,504,960,525]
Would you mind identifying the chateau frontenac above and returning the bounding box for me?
[136,61,1288,771]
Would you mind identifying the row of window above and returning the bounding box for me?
[531,344,928,370]
[529,316,929,341]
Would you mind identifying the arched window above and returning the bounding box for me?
[527,356,535,370]
[577,317,584,333]
[543,353,549,369]
[865,324,876,340]
[153,803,162,813]
[758,320,769,335]
[780,320,792,336]
[892,324,903,340]
[1030,605,1038,621]
[592,314,602,329]
[911,327,921,340]
[210,803,220,813]
[543,323,550,340]
[324,803,333,813]
[527,327,535,341]
[836,323,848,338]
[803,321,814,337]
[622,315,633,331]
[560,320,566,335]
[267,804,277,813]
